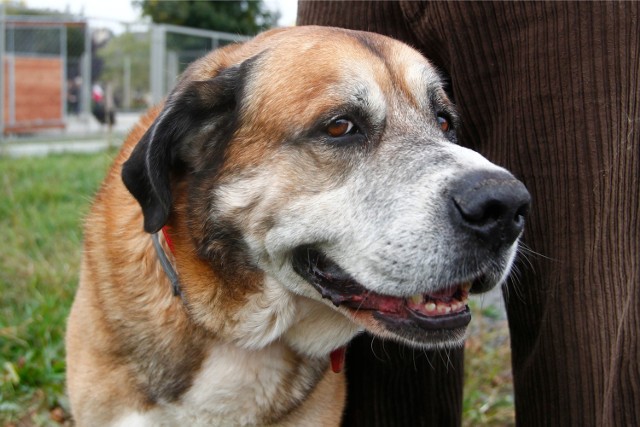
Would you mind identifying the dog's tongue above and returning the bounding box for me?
[330,347,346,373]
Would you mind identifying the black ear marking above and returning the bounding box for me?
[121,58,255,233]
[121,128,169,233]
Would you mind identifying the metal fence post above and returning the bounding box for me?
[7,26,13,127]
[81,21,91,121]
[60,24,67,123]
[0,5,4,140]
[123,55,131,110]
[150,24,165,105]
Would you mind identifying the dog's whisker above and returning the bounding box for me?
[368,335,386,363]
[518,242,553,261]
[421,348,436,370]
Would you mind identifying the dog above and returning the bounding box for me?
[66,26,530,426]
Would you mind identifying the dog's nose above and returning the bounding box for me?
[450,170,530,249]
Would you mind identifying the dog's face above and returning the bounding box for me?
[122,27,529,355]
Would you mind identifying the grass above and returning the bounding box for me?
[0,150,114,426]
[0,150,514,425]
[463,300,515,426]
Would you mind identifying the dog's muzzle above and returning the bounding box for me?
[291,169,530,345]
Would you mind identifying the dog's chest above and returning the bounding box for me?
[115,342,319,426]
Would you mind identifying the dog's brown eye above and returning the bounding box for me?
[437,115,450,132]
[327,119,355,137]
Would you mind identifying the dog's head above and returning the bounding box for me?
[122,26,529,355]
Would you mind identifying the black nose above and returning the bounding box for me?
[450,170,530,249]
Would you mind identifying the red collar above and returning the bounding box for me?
[161,226,175,253]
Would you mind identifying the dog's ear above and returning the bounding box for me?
[121,61,249,233]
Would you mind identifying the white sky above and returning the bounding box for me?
[24,0,298,27]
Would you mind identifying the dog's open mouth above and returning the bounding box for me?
[292,247,476,333]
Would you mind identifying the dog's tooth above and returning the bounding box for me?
[424,302,437,313]
[409,294,423,305]
[437,304,451,314]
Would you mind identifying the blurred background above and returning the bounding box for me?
[0,1,514,426]
[0,0,296,153]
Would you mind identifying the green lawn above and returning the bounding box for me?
[0,151,114,425]
[463,301,515,426]
[0,150,514,426]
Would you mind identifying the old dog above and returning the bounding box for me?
[66,26,530,426]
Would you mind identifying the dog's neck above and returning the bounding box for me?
[151,226,348,373]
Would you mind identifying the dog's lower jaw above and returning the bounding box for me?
[283,297,362,357]
[357,311,469,350]
[223,276,360,358]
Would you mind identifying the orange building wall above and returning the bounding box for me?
[4,56,65,134]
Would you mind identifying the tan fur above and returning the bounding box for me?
[66,28,374,426]
[66,105,343,425]
[66,26,526,426]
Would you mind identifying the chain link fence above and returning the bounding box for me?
[0,11,249,141]
[1,14,89,136]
